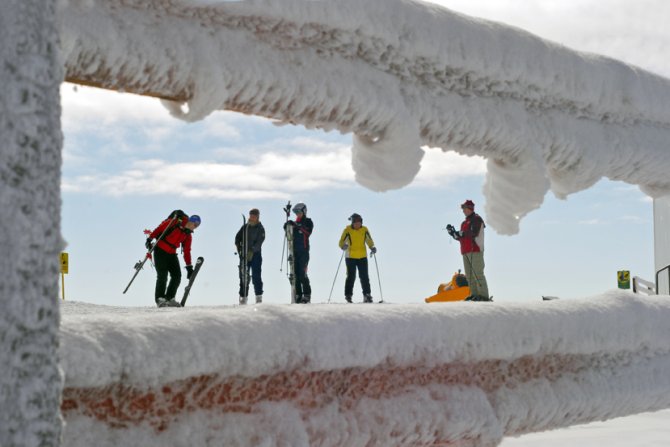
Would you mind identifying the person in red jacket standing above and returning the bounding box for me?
[146,210,201,307]
[446,200,490,301]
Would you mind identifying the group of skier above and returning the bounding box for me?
[140,198,490,307]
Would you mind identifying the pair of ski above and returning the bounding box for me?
[282,201,298,304]
[238,213,252,304]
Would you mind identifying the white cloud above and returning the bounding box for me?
[60,84,172,130]
[414,147,487,187]
[63,142,486,199]
[578,218,603,225]
[61,84,241,141]
[62,148,354,199]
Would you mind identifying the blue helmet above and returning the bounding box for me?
[188,214,201,226]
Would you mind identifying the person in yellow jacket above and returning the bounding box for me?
[338,213,376,303]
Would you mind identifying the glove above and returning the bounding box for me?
[342,244,349,250]
[145,237,153,251]
[446,224,460,240]
[186,265,194,280]
[283,220,295,230]
[370,246,377,254]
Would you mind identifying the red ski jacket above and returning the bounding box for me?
[150,216,193,265]
[459,213,485,255]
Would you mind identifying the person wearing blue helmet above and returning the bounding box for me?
[146,210,201,307]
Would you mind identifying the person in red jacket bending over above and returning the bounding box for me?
[446,200,491,302]
[146,210,201,307]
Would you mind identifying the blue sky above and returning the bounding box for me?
[59,0,666,306]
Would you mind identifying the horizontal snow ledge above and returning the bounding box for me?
[60,292,670,388]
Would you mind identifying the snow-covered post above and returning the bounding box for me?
[0,1,64,446]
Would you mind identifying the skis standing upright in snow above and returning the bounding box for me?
[239,214,250,304]
[282,201,297,303]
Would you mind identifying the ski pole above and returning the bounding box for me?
[327,249,346,303]
[280,237,286,271]
[371,252,384,303]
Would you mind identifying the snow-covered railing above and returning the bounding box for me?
[59,292,670,447]
[58,0,670,234]
[633,276,656,296]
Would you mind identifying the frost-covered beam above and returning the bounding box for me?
[0,1,64,445]
[59,294,670,446]
[59,0,670,233]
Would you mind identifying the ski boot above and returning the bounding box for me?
[239,295,248,305]
[157,298,181,308]
[363,294,373,303]
[255,295,263,304]
[301,295,311,304]
[345,295,353,303]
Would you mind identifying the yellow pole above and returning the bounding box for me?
[61,271,65,300]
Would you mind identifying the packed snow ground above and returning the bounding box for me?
[58,0,670,234]
[60,292,670,446]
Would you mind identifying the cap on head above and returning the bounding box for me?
[249,208,260,216]
[188,214,201,227]
[349,213,363,224]
[461,200,475,210]
[292,202,307,214]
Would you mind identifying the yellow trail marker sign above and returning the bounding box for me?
[617,270,630,289]
[60,252,69,274]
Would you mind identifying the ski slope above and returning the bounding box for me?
[60,292,670,446]
[59,0,670,234]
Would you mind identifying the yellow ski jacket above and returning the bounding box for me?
[339,225,375,259]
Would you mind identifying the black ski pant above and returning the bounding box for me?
[294,250,311,298]
[345,257,371,297]
[154,247,181,302]
[239,252,263,297]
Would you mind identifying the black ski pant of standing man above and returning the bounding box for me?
[239,252,264,297]
[294,250,311,302]
[344,257,371,297]
[154,247,181,303]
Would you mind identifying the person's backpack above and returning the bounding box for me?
[168,209,187,220]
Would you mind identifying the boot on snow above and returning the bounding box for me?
[157,298,181,308]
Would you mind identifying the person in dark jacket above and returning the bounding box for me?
[284,202,314,303]
[446,200,490,301]
[235,208,265,304]
[146,210,201,307]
